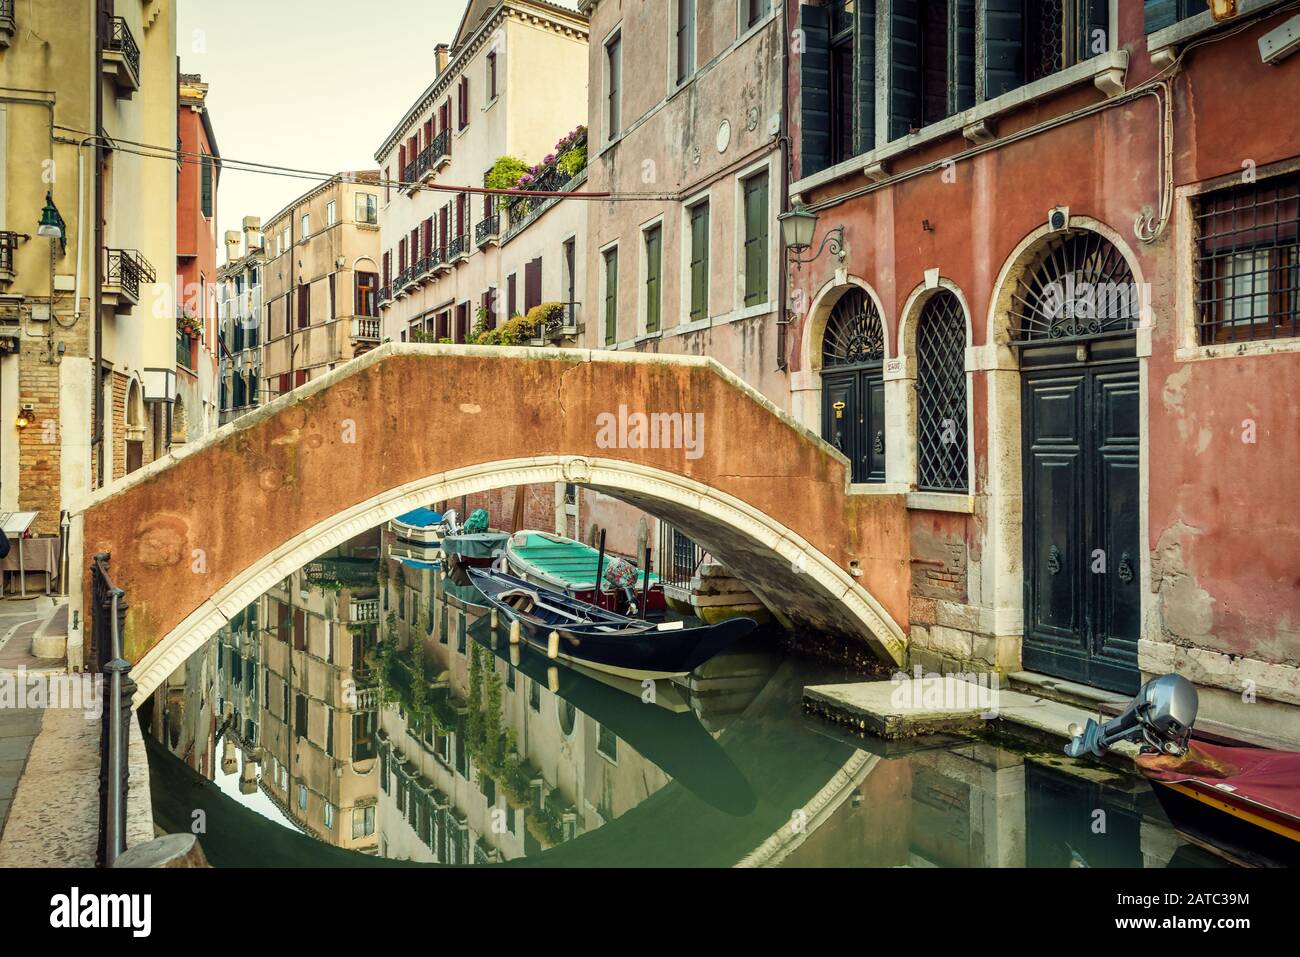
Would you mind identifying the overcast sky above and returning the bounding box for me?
[178,0,464,262]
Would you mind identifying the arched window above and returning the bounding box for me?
[821,288,886,483]
[915,291,968,492]
[1010,230,1139,343]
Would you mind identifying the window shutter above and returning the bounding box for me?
[852,1,877,155]
[984,0,1024,100]
[689,205,709,321]
[604,250,618,344]
[524,258,542,313]
[888,1,921,141]
[507,273,516,318]
[743,174,769,307]
[645,227,661,333]
[798,4,832,177]
[1144,0,1180,34]
[951,0,976,113]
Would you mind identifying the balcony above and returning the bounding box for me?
[0,0,15,49]
[393,266,414,298]
[530,302,581,344]
[102,248,156,313]
[351,317,380,343]
[418,248,441,285]
[446,234,468,265]
[0,231,18,288]
[303,555,378,589]
[350,597,380,623]
[378,284,392,308]
[102,16,141,98]
[475,215,500,248]
[412,254,432,283]
[176,333,194,371]
[433,246,451,276]
[431,128,451,170]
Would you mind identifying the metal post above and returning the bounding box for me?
[104,586,127,867]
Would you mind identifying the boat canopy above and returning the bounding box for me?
[394,507,444,529]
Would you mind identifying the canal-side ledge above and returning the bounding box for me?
[801,678,1143,761]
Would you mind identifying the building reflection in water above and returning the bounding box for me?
[147,519,1223,868]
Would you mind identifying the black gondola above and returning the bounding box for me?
[467,567,755,680]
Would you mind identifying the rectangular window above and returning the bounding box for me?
[301,213,310,239]
[200,154,214,218]
[352,806,375,839]
[688,202,710,322]
[487,50,498,100]
[644,224,662,333]
[524,257,543,314]
[356,272,378,317]
[326,201,337,227]
[746,0,771,29]
[507,273,517,318]
[355,192,377,224]
[597,724,618,760]
[297,283,310,328]
[294,693,307,738]
[603,247,619,345]
[828,2,856,165]
[742,171,769,307]
[606,32,622,140]
[675,0,695,85]
[458,76,470,130]
[1194,173,1300,345]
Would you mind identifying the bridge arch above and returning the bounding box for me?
[71,344,912,704]
[125,455,906,704]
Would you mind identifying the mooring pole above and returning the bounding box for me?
[640,541,652,620]
[594,528,607,611]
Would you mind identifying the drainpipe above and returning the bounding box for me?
[92,5,105,487]
[776,3,792,373]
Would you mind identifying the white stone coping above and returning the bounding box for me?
[906,491,975,514]
[790,51,1130,200]
[1147,0,1287,54]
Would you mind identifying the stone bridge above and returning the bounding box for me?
[69,344,911,703]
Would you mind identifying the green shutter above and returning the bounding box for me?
[743,173,769,307]
[604,249,618,345]
[201,155,213,218]
[645,227,661,333]
[951,0,976,113]
[984,0,1024,100]
[798,5,832,177]
[853,1,877,155]
[1144,0,1181,34]
[888,0,921,141]
[689,204,709,322]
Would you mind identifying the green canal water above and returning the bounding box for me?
[143,553,1226,868]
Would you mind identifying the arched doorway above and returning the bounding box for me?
[820,288,886,483]
[125,378,146,475]
[1011,229,1141,693]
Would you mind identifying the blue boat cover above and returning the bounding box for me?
[397,558,442,571]
[395,507,443,528]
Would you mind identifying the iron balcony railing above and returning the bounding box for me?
[378,284,392,305]
[104,248,156,301]
[0,230,18,274]
[303,555,378,588]
[396,265,415,290]
[446,234,468,262]
[106,16,141,84]
[427,245,443,273]
[431,128,451,166]
[656,523,704,589]
[413,254,433,280]
[475,215,500,247]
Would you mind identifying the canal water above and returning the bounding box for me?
[142,533,1226,868]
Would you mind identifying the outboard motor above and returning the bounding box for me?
[1064,674,1198,759]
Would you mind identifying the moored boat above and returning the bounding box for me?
[467,567,753,681]
[505,530,665,614]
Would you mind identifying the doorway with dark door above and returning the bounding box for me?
[820,287,887,483]
[1011,230,1142,694]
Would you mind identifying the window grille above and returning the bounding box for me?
[1010,230,1139,343]
[1194,172,1300,345]
[915,291,968,492]
[823,288,885,367]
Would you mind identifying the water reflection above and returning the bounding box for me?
[143,527,1225,868]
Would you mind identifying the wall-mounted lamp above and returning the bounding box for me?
[1209,0,1238,22]
[779,202,845,268]
[37,192,66,255]
[16,405,35,431]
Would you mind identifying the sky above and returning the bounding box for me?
[177,0,465,263]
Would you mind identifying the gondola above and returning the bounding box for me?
[467,567,753,681]
[505,530,666,614]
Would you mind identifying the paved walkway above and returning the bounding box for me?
[0,708,43,844]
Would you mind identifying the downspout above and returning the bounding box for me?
[776,3,792,373]
[92,6,105,487]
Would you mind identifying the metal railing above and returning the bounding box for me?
[656,523,705,589]
[92,553,134,868]
[0,0,14,20]
[446,234,468,262]
[475,215,500,246]
[104,248,156,301]
[431,128,450,166]
[378,284,392,305]
[106,16,141,84]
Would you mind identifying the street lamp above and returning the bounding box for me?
[37,192,66,254]
[779,201,844,268]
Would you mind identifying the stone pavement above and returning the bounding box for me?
[0,708,43,845]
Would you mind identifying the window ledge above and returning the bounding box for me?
[906,491,974,514]
[1147,0,1286,56]
[634,330,662,344]
[1176,336,1300,363]
[847,482,909,496]
[790,51,1130,200]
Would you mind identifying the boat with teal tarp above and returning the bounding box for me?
[504,530,666,614]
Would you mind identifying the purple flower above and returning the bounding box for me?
[544,153,557,165]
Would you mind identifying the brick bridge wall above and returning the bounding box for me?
[73,345,911,695]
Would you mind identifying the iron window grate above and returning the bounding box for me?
[1194,172,1300,346]
[915,291,968,492]
[822,288,885,367]
[1010,230,1139,344]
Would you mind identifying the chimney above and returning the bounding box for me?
[224,230,242,262]
[242,216,263,253]
[435,43,450,76]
